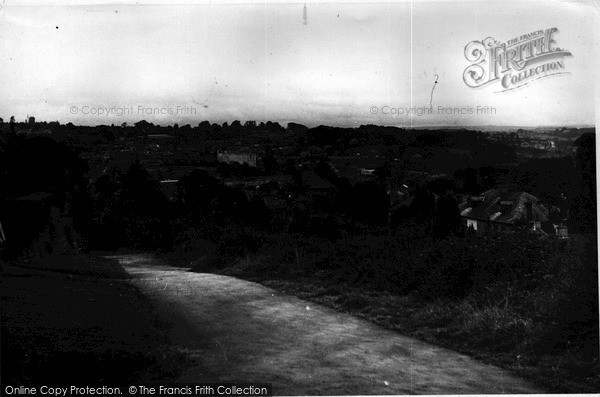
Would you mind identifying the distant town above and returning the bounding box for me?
[0,116,592,245]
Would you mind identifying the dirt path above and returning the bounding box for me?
[113,254,540,395]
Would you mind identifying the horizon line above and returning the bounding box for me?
[3,118,596,131]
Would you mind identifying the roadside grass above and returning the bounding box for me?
[3,254,129,278]
[248,274,599,393]
[0,255,189,384]
[184,229,599,393]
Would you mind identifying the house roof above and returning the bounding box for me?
[12,191,53,202]
[262,195,287,210]
[301,171,336,191]
[459,189,548,224]
[389,195,414,211]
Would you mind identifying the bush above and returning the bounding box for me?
[186,226,598,392]
[218,226,264,256]
[189,224,596,312]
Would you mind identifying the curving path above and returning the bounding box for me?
[111,254,540,395]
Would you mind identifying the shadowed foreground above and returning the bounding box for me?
[114,253,540,395]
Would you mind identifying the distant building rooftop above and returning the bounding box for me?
[459,189,548,224]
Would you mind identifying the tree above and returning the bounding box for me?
[314,160,337,183]
[434,193,461,238]
[198,121,211,130]
[179,169,227,225]
[264,121,283,132]
[351,181,390,225]
[570,133,596,233]
[287,122,308,134]
[119,160,170,248]
[134,120,153,129]
[263,146,279,174]
[374,161,392,180]
[246,196,271,227]
[99,127,116,143]
[0,136,90,253]
[281,159,298,175]
[455,167,480,194]
[410,187,436,221]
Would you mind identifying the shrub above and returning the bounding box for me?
[217,225,265,258]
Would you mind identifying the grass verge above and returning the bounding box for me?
[1,255,189,384]
[248,276,599,393]
[183,229,599,393]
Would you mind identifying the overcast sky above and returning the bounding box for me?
[0,0,597,127]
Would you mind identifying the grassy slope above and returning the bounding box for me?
[205,251,599,394]
[252,277,598,393]
[1,255,188,385]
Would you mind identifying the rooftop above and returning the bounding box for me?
[459,189,548,224]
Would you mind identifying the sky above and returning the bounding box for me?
[0,0,597,127]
